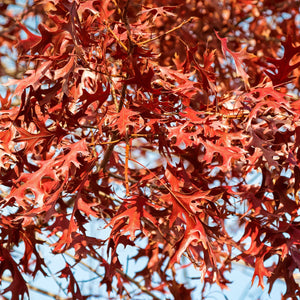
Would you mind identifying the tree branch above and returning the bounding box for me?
[1,276,69,300]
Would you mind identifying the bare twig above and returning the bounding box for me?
[139,17,194,45]
[105,22,128,52]
[97,189,122,203]
[37,246,69,297]
[108,171,167,192]
[98,133,119,171]
[97,2,133,172]
[115,269,161,300]
[46,233,161,299]
[1,276,69,300]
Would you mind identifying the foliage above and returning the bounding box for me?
[0,0,299,299]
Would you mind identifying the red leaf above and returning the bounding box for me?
[19,228,47,277]
[53,55,75,80]
[251,255,272,289]
[108,196,157,240]
[138,5,176,21]
[125,64,157,92]
[76,197,99,218]
[59,263,87,300]
[215,31,254,88]
[49,215,78,253]
[0,90,11,109]
[78,0,114,20]
[16,23,41,55]
[57,139,90,178]
[6,60,52,96]
[112,107,140,135]
[8,159,58,208]
[202,139,245,172]
[264,36,300,85]
[169,218,210,266]
[14,121,58,154]
[0,246,29,300]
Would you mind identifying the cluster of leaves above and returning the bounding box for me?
[0,0,299,299]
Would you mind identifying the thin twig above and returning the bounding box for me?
[98,5,133,172]
[1,276,69,300]
[105,22,128,52]
[108,171,167,191]
[117,77,129,112]
[97,189,122,204]
[43,238,118,293]
[98,133,119,171]
[37,245,69,297]
[115,269,161,300]
[47,233,161,299]
[111,0,122,16]
[139,17,194,45]
[107,76,119,111]
[48,238,161,299]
